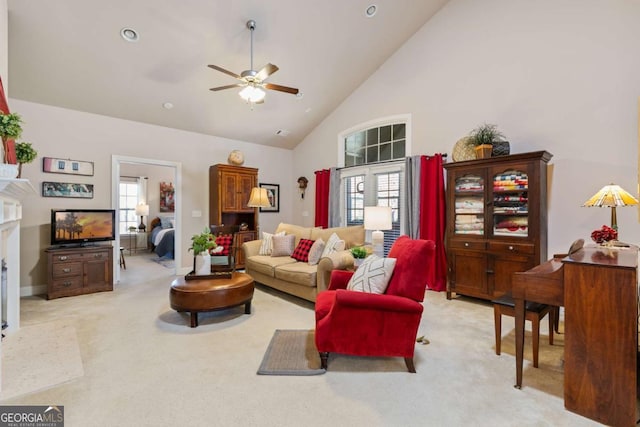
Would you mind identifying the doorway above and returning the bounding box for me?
[112,155,182,283]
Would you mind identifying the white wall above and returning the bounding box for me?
[293,0,640,255]
[13,100,293,293]
[0,0,7,89]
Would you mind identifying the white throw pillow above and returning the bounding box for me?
[307,238,326,266]
[271,234,296,257]
[259,231,285,256]
[346,255,397,294]
[321,232,345,258]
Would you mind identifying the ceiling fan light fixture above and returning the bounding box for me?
[239,85,266,103]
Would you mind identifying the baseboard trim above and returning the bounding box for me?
[21,285,46,297]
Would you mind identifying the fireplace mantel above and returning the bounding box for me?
[0,178,36,333]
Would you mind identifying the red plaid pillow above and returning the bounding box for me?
[291,238,314,262]
[214,235,233,256]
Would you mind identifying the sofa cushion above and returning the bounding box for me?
[272,234,296,257]
[275,223,312,247]
[215,235,233,256]
[311,225,365,249]
[291,238,314,262]
[346,255,397,294]
[307,238,325,266]
[321,232,345,258]
[274,262,317,288]
[259,231,285,255]
[246,255,297,277]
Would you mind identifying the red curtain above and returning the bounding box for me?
[0,76,17,164]
[419,154,447,291]
[315,169,330,228]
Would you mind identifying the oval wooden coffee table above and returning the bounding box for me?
[170,272,254,327]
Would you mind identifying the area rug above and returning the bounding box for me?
[257,329,325,375]
[0,318,84,400]
[151,256,175,269]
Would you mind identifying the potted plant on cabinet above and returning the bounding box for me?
[189,228,218,275]
[14,142,37,178]
[468,123,506,159]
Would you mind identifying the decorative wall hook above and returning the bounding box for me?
[297,176,308,199]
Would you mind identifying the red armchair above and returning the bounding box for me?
[314,235,435,372]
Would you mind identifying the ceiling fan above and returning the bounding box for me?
[208,20,299,104]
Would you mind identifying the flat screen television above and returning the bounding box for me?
[50,209,116,246]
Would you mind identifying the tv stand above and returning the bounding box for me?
[45,245,113,299]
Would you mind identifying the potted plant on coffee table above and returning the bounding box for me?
[468,123,506,159]
[189,228,217,275]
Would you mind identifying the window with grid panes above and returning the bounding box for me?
[344,123,406,167]
[374,172,401,254]
[342,165,403,256]
[119,181,139,234]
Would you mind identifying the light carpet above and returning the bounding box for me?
[0,318,84,400]
[257,329,325,375]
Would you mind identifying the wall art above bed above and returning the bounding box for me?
[160,181,175,213]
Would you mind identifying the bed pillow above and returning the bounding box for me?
[160,216,174,229]
[291,239,315,262]
[307,238,325,266]
[271,234,296,257]
[321,232,345,258]
[346,255,397,294]
[259,231,285,256]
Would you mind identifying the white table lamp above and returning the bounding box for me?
[135,203,149,231]
[364,206,392,258]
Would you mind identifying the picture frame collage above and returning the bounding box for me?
[41,157,95,198]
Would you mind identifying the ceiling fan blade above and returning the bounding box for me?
[255,63,279,82]
[264,83,299,95]
[209,84,244,91]
[208,64,242,80]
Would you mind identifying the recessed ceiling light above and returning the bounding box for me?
[365,5,377,18]
[120,28,139,42]
[162,102,173,110]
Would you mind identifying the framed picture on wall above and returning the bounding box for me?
[42,182,94,198]
[259,183,279,212]
[159,181,175,212]
[42,157,94,176]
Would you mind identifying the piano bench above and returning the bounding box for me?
[492,292,558,368]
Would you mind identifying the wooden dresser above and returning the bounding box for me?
[46,245,113,299]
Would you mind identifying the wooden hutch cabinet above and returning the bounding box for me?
[209,164,258,269]
[46,245,113,299]
[444,151,552,300]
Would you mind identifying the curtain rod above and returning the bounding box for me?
[120,175,148,179]
[334,153,447,171]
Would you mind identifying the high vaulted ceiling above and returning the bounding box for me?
[7,0,448,149]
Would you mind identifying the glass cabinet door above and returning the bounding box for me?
[453,174,484,235]
[492,169,528,237]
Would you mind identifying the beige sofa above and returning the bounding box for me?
[242,223,365,302]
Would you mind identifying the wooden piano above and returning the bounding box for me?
[512,243,638,426]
